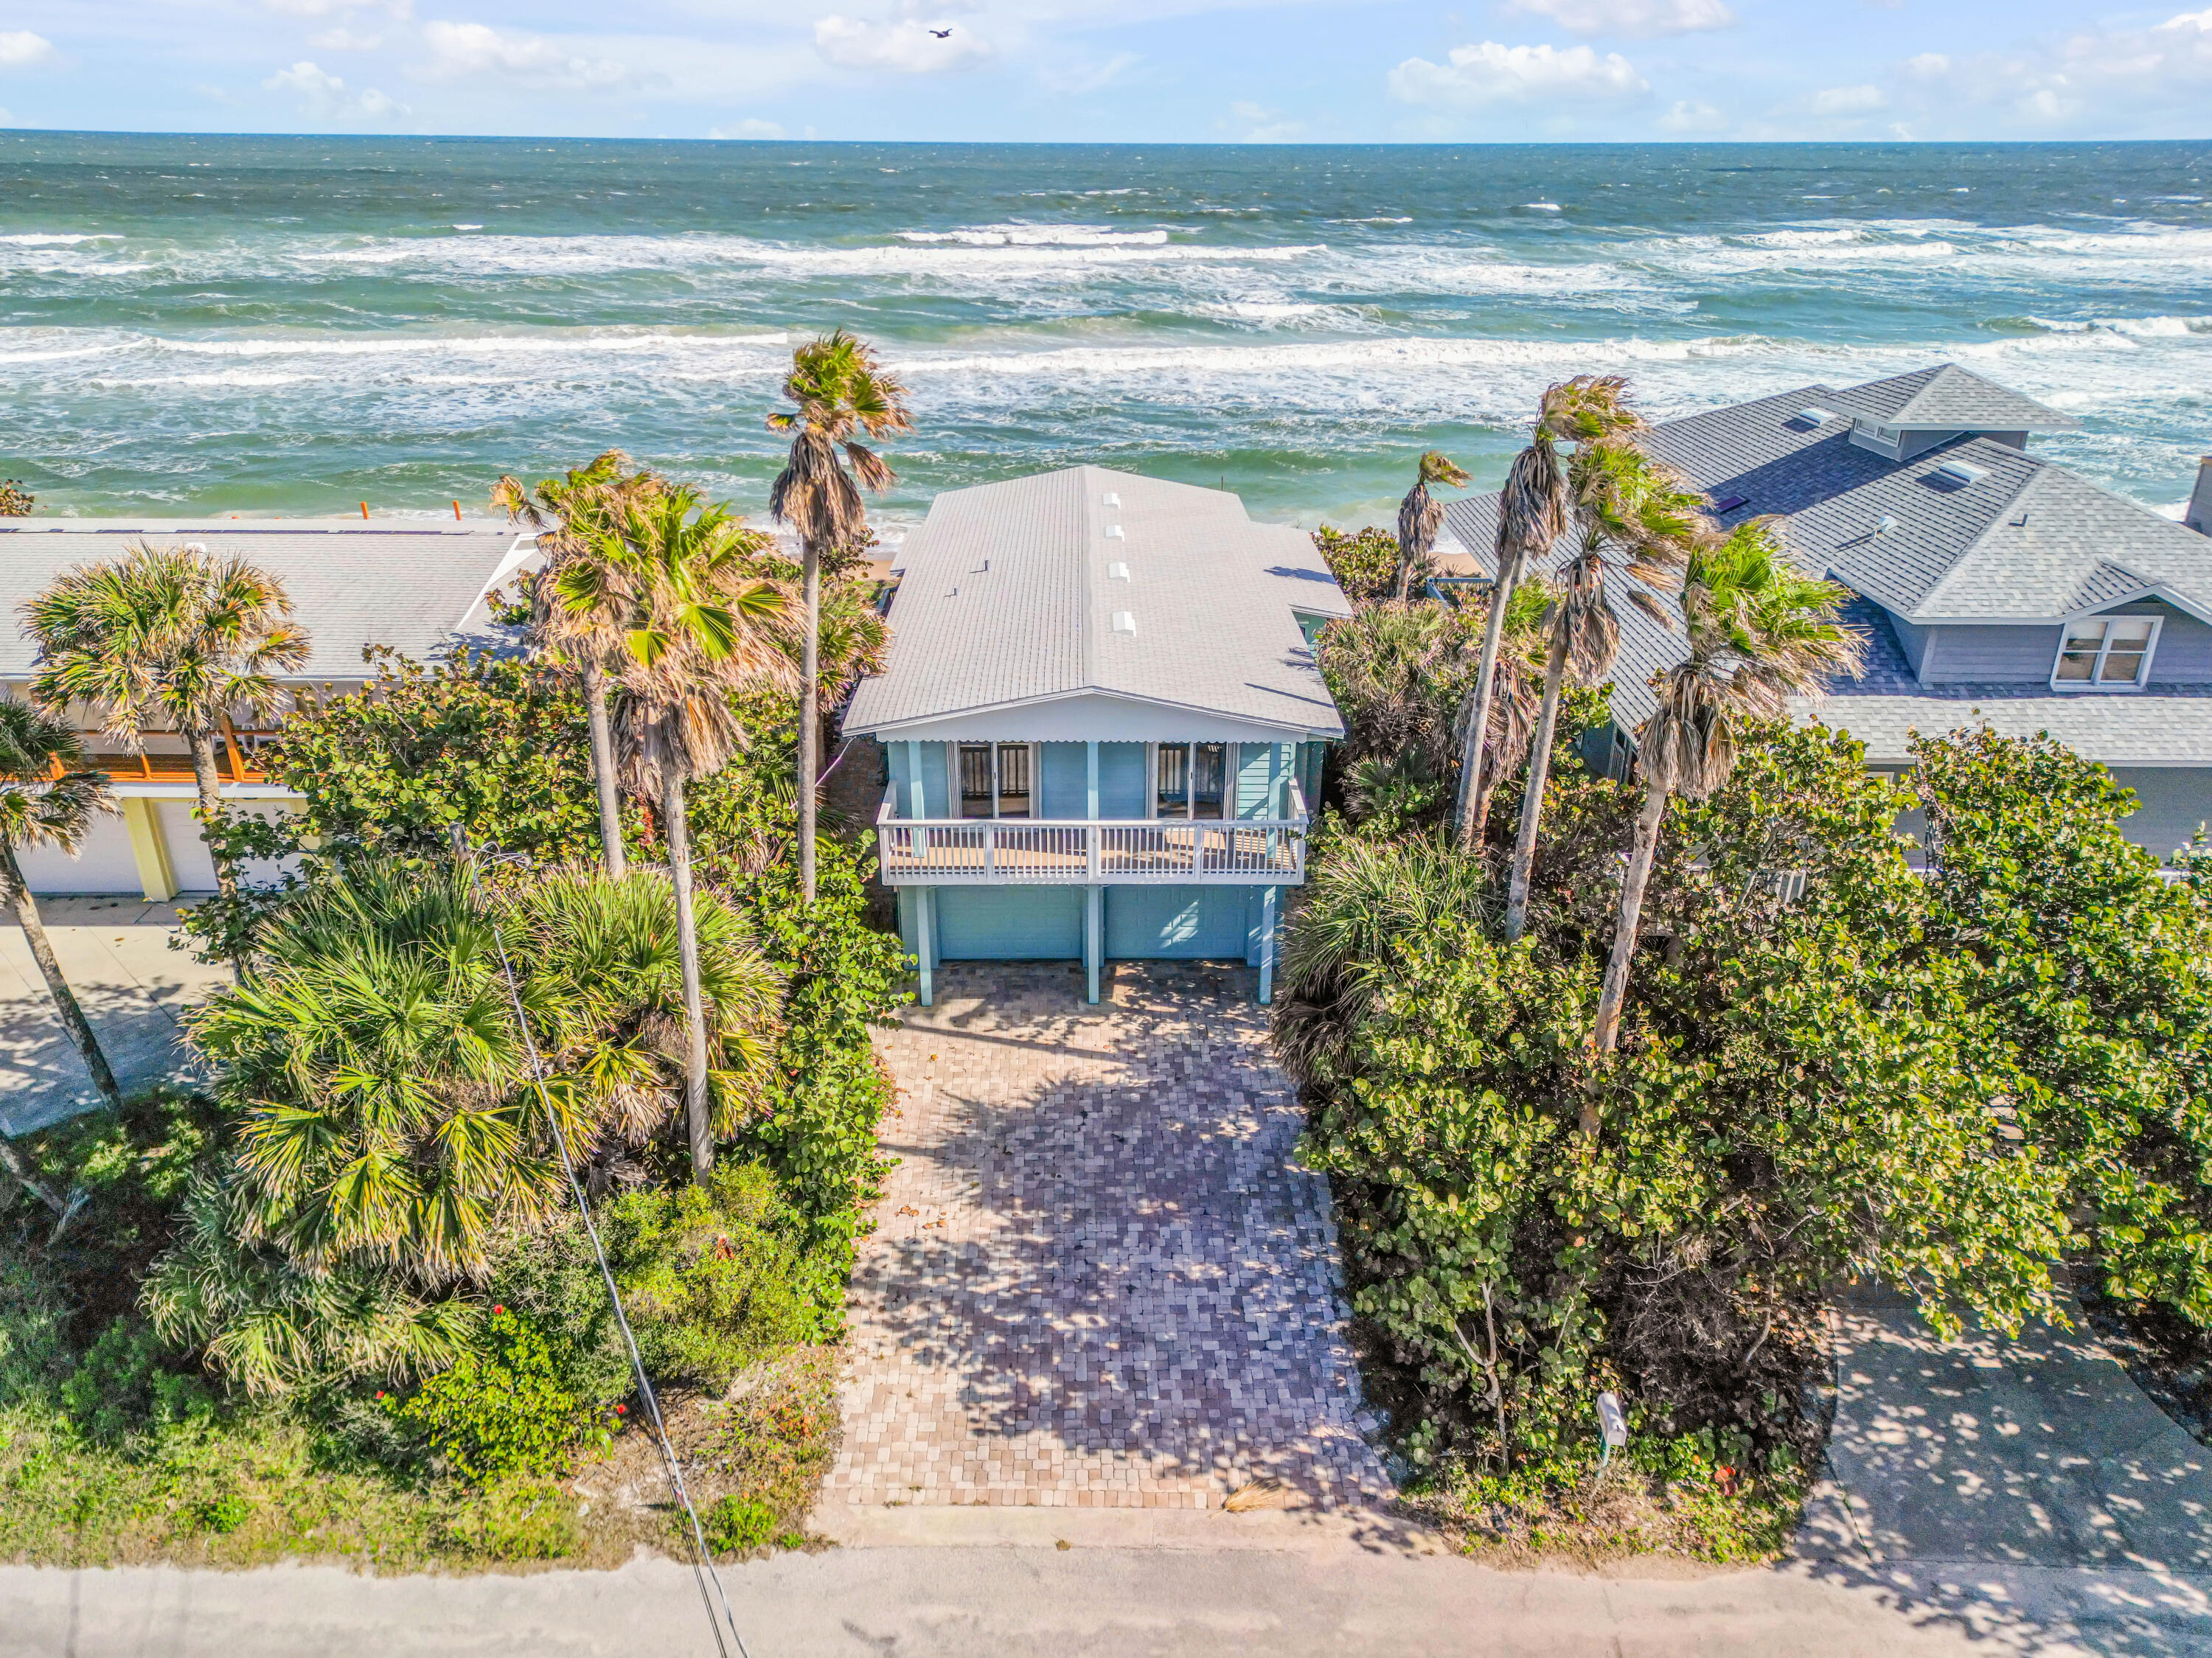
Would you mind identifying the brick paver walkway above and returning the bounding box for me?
[824,961,1391,1514]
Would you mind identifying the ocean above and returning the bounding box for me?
[3,133,2208,534]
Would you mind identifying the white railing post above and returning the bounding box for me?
[1088,823,1100,882]
[985,823,995,878]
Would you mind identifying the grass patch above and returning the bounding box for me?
[1402,1439,1807,1570]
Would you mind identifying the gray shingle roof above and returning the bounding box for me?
[844,467,1347,739]
[1438,363,2212,768]
[0,519,537,681]
[1821,363,2079,433]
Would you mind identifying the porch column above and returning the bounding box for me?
[1084,884,1102,1006]
[1258,883,1279,1006]
[917,885,936,1009]
[1086,741,1099,818]
[122,797,177,903]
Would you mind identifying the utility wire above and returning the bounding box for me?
[462,837,754,1658]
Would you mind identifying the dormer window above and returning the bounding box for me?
[2053,615,2159,689]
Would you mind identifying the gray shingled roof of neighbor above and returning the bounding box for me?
[1793,596,2212,764]
[844,466,1349,739]
[1441,366,2212,748]
[0,519,538,681]
[1820,363,2081,432]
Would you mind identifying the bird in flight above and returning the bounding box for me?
[928,26,951,35]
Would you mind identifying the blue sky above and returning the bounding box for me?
[1,0,2208,142]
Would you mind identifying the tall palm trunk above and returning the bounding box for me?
[185,725,237,905]
[1503,625,1572,940]
[796,538,821,905]
[1590,774,1669,1072]
[580,660,627,878]
[1453,562,1521,849]
[661,762,713,1185]
[4,843,123,1112]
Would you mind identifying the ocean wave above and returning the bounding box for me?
[894,223,1172,247]
[0,232,125,245]
[2025,315,2212,338]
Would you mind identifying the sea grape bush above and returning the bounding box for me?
[1285,721,2205,1479]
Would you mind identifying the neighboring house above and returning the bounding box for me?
[1,517,539,899]
[842,465,1349,1006]
[1444,364,2212,859]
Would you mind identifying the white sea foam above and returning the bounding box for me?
[0,232,125,245]
[1523,203,1562,212]
[894,223,1172,247]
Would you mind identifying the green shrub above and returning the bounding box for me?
[491,1161,835,1403]
[0,1257,70,1408]
[60,1318,215,1445]
[703,1494,777,1553]
[390,1309,597,1484]
[1311,526,1398,608]
[195,1490,253,1535]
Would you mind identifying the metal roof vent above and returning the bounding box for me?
[1103,491,1120,507]
[1794,406,1834,425]
[1107,561,1130,580]
[1933,459,1988,487]
[1105,524,1124,539]
[1110,610,1136,633]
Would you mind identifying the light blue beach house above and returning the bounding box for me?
[842,467,1350,1006]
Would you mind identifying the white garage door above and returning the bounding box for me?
[15,812,142,895]
[155,800,302,894]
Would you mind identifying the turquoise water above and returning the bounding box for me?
[3,133,2209,532]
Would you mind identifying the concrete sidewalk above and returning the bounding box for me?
[1,895,226,1135]
[1798,1282,2212,1655]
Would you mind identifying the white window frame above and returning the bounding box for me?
[2051,613,2161,692]
[956,741,1038,818]
[1147,742,1233,821]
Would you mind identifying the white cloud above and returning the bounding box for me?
[310,27,384,50]
[262,59,409,119]
[1658,97,1724,131]
[1037,51,1138,95]
[1891,8,2212,133]
[0,30,58,69]
[814,15,991,73]
[1502,0,1733,38]
[709,117,785,139]
[417,21,638,90]
[1808,83,1885,115]
[1388,41,1646,108]
[1226,99,1304,141]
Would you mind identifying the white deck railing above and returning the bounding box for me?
[874,784,1308,885]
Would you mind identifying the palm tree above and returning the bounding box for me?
[153,854,784,1392]
[0,700,122,1113]
[1461,577,1549,845]
[1454,378,1639,851]
[22,543,307,910]
[1502,440,1706,941]
[768,329,912,904]
[492,452,667,879]
[611,489,796,1184]
[1393,451,1472,602]
[1587,520,1863,1080]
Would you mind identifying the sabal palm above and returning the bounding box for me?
[156,857,783,1392]
[1461,577,1549,846]
[1502,439,1706,941]
[1393,450,1471,602]
[22,543,307,908]
[0,700,122,1112]
[768,329,912,903]
[1587,520,1863,1073]
[610,489,796,1185]
[1454,377,1640,849]
[492,451,668,878]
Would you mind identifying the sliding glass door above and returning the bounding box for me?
[956,743,1033,819]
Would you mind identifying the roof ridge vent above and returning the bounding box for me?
[1110,610,1136,633]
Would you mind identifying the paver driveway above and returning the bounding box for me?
[823,961,1391,1514]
